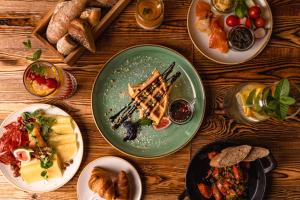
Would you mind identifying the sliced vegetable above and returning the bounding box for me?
[255,16,266,28]
[248,5,261,19]
[197,183,212,198]
[254,28,266,39]
[226,15,240,27]
[235,0,248,18]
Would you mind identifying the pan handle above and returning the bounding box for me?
[261,154,277,174]
[177,189,188,200]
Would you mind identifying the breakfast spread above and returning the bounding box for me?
[45,0,119,56]
[109,62,184,141]
[88,167,130,200]
[195,0,269,53]
[0,109,77,183]
[197,145,270,200]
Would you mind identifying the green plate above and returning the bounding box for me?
[92,45,205,158]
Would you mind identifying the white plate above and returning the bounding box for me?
[187,0,273,64]
[77,156,142,200]
[0,103,83,192]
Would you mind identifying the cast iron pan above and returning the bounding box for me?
[178,141,277,200]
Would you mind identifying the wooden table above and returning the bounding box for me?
[0,0,299,199]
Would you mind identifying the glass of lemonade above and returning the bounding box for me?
[224,81,300,123]
[23,61,77,99]
[135,0,164,30]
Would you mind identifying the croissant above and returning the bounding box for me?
[88,167,116,200]
[115,171,130,200]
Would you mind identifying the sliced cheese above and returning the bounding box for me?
[51,122,74,135]
[20,154,63,184]
[45,115,72,124]
[48,133,77,146]
[55,143,78,163]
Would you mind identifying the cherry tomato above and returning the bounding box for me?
[212,184,223,200]
[226,15,240,27]
[255,17,266,28]
[197,183,212,198]
[248,6,261,19]
[245,18,252,28]
[208,151,218,160]
[46,78,58,89]
[35,75,46,85]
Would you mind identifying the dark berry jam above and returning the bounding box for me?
[169,99,193,124]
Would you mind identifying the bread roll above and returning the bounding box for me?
[46,0,88,44]
[88,0,118,7]
[80,7,101,26]
[68,19,96,53]
[56,34,78,56]
[210,145,252,168]
[243,147,270,162]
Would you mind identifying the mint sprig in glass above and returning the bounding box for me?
[224,78,299,123]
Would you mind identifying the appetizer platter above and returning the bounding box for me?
[179,141,276,200]
[92,45,205,158]
[77,156,142,200]
[187,0,273,64]
[33,0,132,65]
[0,104,83,192]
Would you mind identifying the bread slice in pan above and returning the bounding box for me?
[243,146,270,162]
[68,19,96,53]
[210,145,252,168]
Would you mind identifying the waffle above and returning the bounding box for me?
[128,69,170,125]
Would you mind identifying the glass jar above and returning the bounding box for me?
[23,61,77,99]
[224,81,300,123]
[135,0,164,30]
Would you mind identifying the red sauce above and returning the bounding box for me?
[169,99,192,124]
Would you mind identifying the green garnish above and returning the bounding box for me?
[30,63,45,75]
[23,39,32,49]
[235,0,248,18]
[143,7,151,15]
[137,118,152,126]
[26,49,42,61]
[246,78,296,119]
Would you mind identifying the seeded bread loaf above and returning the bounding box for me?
[46,0,88,44]
[68,19,96,53]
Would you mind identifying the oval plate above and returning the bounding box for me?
[77,156,142,200]
[187,0,273,64]
[0,104,83,192]
[92,45,205,158]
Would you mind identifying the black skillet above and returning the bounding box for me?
[178,141,277,200]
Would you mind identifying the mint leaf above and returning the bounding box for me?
[275,103,289,119]
[280,96,296,105]
[23,39,31,49]
[138,118,152,126]
[31,64,45,75]
[246,89,256,106]
[267,100,278,110]
[274,78,290,99]
[26,49,42,61]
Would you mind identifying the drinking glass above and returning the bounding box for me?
[224,81,300,123]
[23,61,77,99]
[135,0,164,30]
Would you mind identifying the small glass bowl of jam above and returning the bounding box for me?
[228,25,255,51]
[168,99,194,125]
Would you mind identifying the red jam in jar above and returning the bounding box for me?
[168,99,193,124]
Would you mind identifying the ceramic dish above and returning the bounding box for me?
[92,45,205,158]
[178,141,276,200]
[187,0,273,64]
[77,156,142,200]
[0,104,83,192]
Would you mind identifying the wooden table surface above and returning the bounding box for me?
[0,0,300,199]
